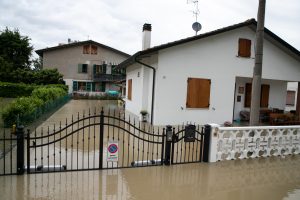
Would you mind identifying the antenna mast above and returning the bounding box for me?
[187,0,202,35]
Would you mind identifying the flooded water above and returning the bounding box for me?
[1,100,300,199]
[0,155,300,200]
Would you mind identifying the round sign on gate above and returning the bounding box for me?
[107,141,119,162]
[108,143,118,154]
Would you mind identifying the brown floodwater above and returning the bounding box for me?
[1,100,300,199]
[0,155,300,200]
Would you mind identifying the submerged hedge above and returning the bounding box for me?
[0,82,36,97]
[0,82,68,98]
[2,86,68,126]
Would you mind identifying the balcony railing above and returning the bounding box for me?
[93,73,125,82]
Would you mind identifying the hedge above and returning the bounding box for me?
[0,82,68,98]
[2,86,68,126]
[0,82,37,97]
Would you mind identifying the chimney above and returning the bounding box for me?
[142,23,151,50]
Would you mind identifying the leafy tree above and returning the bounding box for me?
[34,69,64,85]
[0,56,13,82]
[0,27,33,70]
[32,57,43,71]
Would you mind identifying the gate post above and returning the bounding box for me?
[16,125,25,175]
[99,108,104,169]
[26,129,30,174]
[203,124,219,162]
[202,125,211,162]
[164,125,172,165]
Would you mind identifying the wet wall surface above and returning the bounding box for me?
[0,155,300,200]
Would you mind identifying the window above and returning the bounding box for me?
[93,64,106,74]
[73,81,78,91]
[91,45,97,55]
[244,83,270,107]
[186,78,211,108]
[83,45,90,54]
[78,82,86,91]
[78,64,88,73]
[127,79,132,101]
[238,38,251,57]
[286,90,296,106]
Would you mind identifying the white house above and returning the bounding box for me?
[118,19,300,125]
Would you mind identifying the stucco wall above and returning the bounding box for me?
[151,27,300,125]
[125,64,144,118]
[43,44,129,81]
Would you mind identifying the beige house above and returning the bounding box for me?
[36,40,130,94]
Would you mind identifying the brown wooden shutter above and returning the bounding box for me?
[238,38,251,57]
[244,83,269,107]
[186,78,210,108]
[286,91,296,106]
[127,79,132,101]
[244,83,252,107]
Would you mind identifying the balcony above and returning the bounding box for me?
[93,73,125,82]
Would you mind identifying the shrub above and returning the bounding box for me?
[2,96,43,126]
[2,85,68,126]
[31,87,67,103]
[0,82,36,97]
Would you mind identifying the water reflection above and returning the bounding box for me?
[0,155,300,200]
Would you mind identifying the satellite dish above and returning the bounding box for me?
[192,22,202,34]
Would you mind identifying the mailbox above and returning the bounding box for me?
[184,124,196,142]
[166,125,173,142]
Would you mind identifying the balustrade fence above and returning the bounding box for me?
[206,124,300,162]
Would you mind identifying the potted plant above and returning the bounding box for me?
[140,110,148,122]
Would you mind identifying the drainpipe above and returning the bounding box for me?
[135,57,156,125]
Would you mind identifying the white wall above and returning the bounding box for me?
[125,64,143,118]
[64,79,73,94]
[151,27,300,125]
[126,26,300,125]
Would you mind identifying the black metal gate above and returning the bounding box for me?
[163,124,206,165]
[1,108,210,176]
[26,109,165,173]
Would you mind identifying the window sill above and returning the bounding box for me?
[236,55,255,59]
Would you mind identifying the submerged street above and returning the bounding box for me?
[0,155,300,200]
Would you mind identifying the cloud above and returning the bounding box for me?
[0,0,299,56]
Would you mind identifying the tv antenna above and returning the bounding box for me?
[187,0,202,35]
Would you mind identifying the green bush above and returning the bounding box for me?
[2,85,68,126]
[31,87,67,103]
[0,82,68,98]
[0,82,37,97]
[2,96,43,126]
[43,84,68,93]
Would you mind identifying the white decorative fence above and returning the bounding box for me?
[208,125,300,162]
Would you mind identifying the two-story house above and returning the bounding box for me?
[118,19,300,125]
[36,40,130,94]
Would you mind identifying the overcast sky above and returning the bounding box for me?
[0,0,299,56]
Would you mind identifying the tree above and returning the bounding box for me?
[32,57,43,71]
[0,27,33,70]
[249,0,266,125]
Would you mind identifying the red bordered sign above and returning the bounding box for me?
[107,141,118,162]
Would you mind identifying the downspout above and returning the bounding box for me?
[135,57,156,125]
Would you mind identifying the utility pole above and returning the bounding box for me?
[249,0,266,126]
